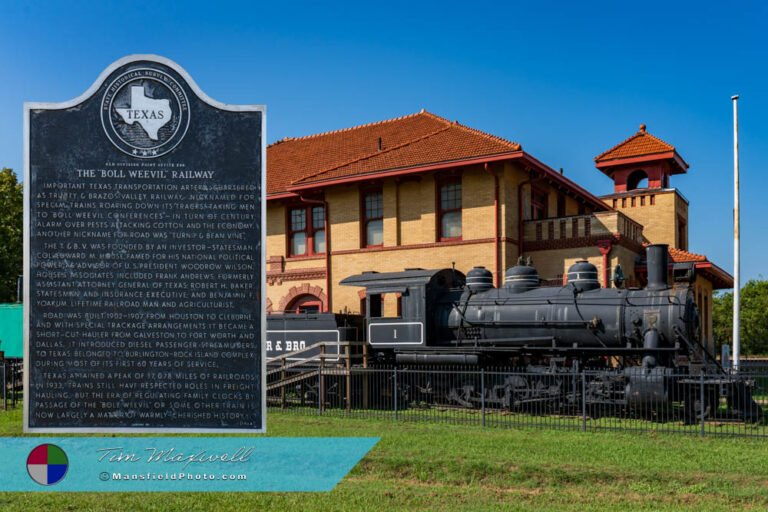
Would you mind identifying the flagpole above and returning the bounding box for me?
[731,94,740,373]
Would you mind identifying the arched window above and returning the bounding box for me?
[627,170,649,191]
[285,294,322,314]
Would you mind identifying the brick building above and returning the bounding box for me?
[265,111,731,350]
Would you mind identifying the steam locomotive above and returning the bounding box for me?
[268,244,762,422]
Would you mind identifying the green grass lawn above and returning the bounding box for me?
[1,407,768,511]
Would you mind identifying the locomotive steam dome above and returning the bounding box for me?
[466,266,494,292]
[567,260,600,292]
[504,264,540,292]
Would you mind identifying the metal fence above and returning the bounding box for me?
[1,358,766,438]
[2,359,23,410]
[267,364,768,437]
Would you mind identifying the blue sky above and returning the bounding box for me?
[1,1,766,285]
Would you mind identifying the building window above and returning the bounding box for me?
[288,205,325,257]
[285,294,322,313]
[362,189,383,247]
[438,180,462,240]
[531,188,548,220]
[311,206,326,253]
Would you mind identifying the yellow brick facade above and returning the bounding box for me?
[693,276,715,353]
[602,189,689,249]
[266,160,614,314]
[526,245,638,288]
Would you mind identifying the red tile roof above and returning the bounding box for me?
[641,246,732,288]
[267,111,521,196]
[595,124,675,162]
[668,247,707,263]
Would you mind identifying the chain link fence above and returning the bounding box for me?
[267,364,768,437]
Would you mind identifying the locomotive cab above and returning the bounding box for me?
[340,268,465,356]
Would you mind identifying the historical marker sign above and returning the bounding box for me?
[24,55,265,433]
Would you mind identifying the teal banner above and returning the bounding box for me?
[0,304,22,359]
[0,437,378,491]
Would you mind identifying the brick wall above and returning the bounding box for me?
[267,168,703,316]
[602,189,688,249]
[525,244,638,287]
[693,276,714,354]
[267,165,500,313]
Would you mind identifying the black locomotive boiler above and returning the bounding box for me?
[339,244,762,421]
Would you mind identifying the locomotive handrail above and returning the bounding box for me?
[464,292,687,305]
[266,356,322,375]
[672,325,726,375]
[458,320,598,327]
[266,340,365,375]
[266,352,362,376]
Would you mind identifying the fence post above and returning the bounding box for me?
[393,367,398,420]
[320,345,327,413]
[581,371,587,432]
[14,362,20,408]
[700,372,706,437]
[481,368,486,428]
[1,362,5,411]
[280,358,286,409]
[317,364,323,415]
[345,344,351,413]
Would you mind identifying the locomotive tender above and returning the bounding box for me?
[336,244,761,421]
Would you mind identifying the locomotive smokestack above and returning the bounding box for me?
[646,244,669,290]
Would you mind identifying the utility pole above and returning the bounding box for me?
[731,94,740,372]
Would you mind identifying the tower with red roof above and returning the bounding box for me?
[595,125,733,352]
[596,124,690,250]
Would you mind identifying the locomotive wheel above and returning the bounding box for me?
[447,384,476,408]
[503,375,530,410]
[683,393,710,425]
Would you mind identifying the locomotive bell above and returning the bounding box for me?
[466,266,494,292]
[504,264,540,292]
[567,260,600,292]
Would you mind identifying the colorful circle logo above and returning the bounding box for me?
[27,444,69,486]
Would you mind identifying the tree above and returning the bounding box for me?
[712,280,768,356]
[0,168,23,302]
